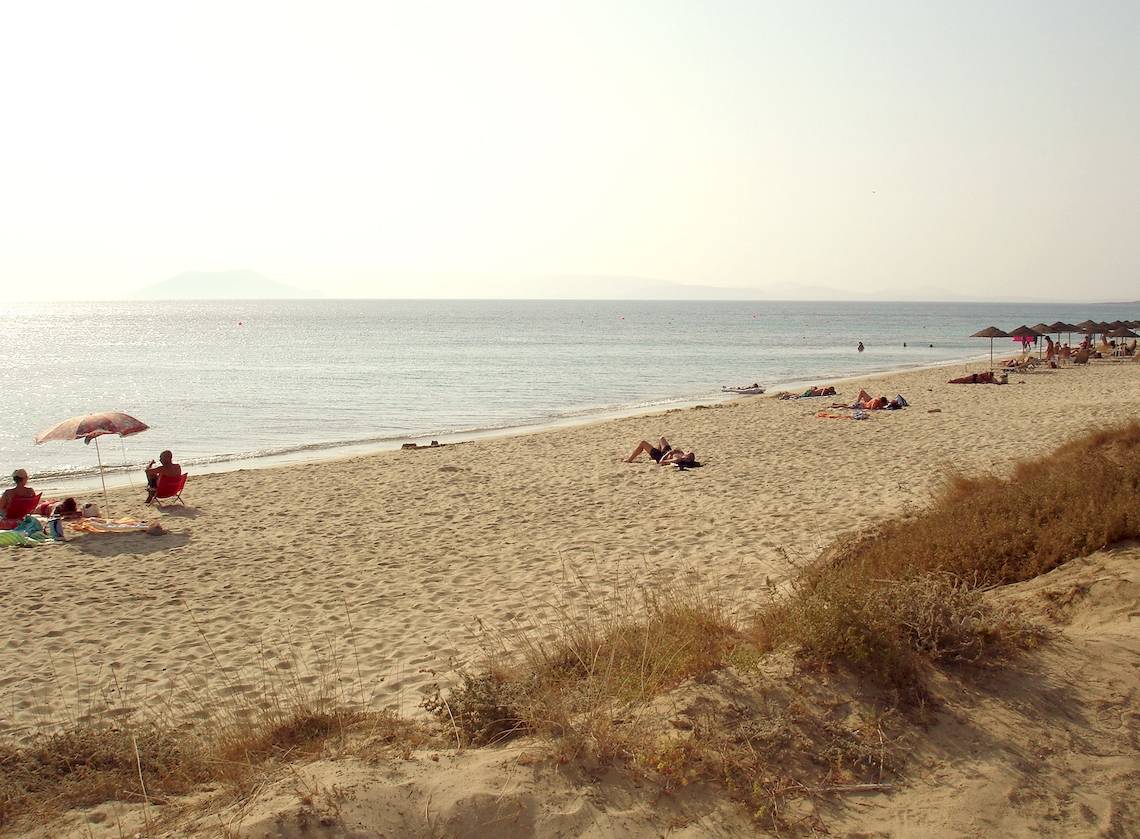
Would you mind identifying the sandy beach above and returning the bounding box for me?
[2,357,1139,743]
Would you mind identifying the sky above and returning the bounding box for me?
[2,1,1137,301]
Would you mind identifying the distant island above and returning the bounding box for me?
[136,270,314,300]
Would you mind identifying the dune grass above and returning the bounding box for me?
[430,422,1140,811]
[0,621,436,833]
[424,584,741,755]
[825,420,1140,586]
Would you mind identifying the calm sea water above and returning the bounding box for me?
[1,300,1134,487]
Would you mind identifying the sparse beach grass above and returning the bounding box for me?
[0,613,438,833]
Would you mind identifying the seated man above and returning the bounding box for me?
[144,450,181,503]
[0,468,36,518]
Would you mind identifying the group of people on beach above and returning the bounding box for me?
[1,451,182,523]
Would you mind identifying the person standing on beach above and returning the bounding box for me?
[0,469,36,517]
[857,341,865,352]
[144,450,181,504]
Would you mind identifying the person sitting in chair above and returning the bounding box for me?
[0,469,36,518]
[144,451,181,504]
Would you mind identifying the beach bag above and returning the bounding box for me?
[82,502,101,518]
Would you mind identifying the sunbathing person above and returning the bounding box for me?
[625,438,698,467]
[948,371,1000,384]
[144,450,181,503]
[778,385,836,400]
[625,437,673,464]
[0,469,36,518]
[660,448,698,467]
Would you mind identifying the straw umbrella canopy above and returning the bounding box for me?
[1046,320,1070,346]
[971,326,1009,370]
[34,411,150,508]
[1075,320,1100,345]
[1108,327,1138,339]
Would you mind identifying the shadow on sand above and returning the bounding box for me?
[155,505,202,519]
[67,530,191,557]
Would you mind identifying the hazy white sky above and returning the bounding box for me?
[2,1,1137,300]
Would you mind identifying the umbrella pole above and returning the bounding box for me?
[94,437,109,511]
[990,338,994,371]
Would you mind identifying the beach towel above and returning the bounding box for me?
[0,530,44,547]
[0,517,49,546]
[67,517,152,534]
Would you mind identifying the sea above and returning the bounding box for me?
[2,299,1134,493]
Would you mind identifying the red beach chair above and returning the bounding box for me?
[1,493,43,529]
[154,474,188,505]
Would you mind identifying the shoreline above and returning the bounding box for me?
[35,351,989,497]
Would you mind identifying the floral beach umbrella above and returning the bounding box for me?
[35,412,150,507]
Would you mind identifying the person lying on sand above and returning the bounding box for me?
[948,371,1002,384]
[777,385,836,400]
[144,450,181,504]
[625,438,697,466]
[661,448,697,467]
[626,438,673,464]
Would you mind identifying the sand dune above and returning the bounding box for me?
[2,359,1139,745]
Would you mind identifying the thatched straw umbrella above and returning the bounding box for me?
[1107,326,1139,355]
[971,326,1009,370]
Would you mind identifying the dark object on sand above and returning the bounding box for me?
[402,440,444,450]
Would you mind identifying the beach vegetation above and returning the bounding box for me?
[426,422,1140,826]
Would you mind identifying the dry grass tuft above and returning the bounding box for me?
[0,616,439,832]
[753,422,1140,697]
[0,724,208,825]
[831,420,1140,586]
[425,584,740,752]
[756,570,1043,700]
[0,700,390,830]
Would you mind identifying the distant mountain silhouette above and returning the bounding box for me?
[137,270,313,299]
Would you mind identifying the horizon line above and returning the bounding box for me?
[8,296,1132,305]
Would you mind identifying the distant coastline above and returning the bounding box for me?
[134,269,314,300]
